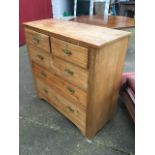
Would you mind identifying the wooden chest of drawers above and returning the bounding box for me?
[24,19,131,138]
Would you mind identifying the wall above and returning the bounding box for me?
[19,0,52,45]
[52,0,73,19]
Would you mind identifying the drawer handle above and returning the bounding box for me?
[41,71,47,77]
[43,88,48,94]
[67,87,75,94]
[64,68,74,76]
[62,48,72,56]
[32,37,40,44]
[67,106,74,113]
[37,55,44,61]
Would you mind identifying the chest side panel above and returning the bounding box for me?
[86,37,129,138]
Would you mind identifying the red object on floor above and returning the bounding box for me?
[19,0,52,45]
[121,72,135,94]
[120,72,135,124]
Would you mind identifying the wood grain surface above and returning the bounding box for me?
[28,45,51,69]
[24,19,131,138]
[33,63,87,108]
[86,37,129,138]
[25,29,50,52]
[36,78,86,134]
[50,57,88,91]
[24,19,131,48]
[71,15,135,29]
[51,37,88,69]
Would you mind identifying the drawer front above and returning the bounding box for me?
[36,78,86,133]
[25,29,50,53]
[50,57,88,91]
[28,45,50,69]
[51,37,88,69]
[33,63,87,108]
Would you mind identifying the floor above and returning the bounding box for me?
[19,28,135,155]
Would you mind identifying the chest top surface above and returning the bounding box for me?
[24,19,131,48]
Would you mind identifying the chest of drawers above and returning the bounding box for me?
[24,19,131,138]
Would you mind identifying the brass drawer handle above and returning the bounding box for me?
[67,87,75,94]
[37,54,44,61]
[41,71,47,77]
[32,37,40,44]
[43,88,48,94]
[62,48,72,56]
[64,68,74,76]
[67,106,74,113]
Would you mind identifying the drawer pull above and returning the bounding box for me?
[62,48,72,56]
[43,88,48,94]
[41,71,47,77]
[37,54,44,61]
[67,106,74,113]
[32,37,40,44]
[67,87,75,94]
[64,68,74,76]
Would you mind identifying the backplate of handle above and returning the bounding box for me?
[64,68,74,76]
[67,106,74,113]
[37,54,44,60]
[67,87,75,94]
[32,37,40,44]
[62,48,72,56]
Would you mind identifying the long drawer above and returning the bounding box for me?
[50,57,88,91]
[36,78,86,134]
[25,29,50,53]
[51,37,88,69]
[28,45,51,69]
[32,63,87,108]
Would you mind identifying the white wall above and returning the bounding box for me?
[52,0,72,19]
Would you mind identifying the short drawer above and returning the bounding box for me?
[50,57,88,91]
[36,78,86,133]
[25,29,50,53]
[32,63,87,108]
[28,45,50,69]
[51,37,88,69]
